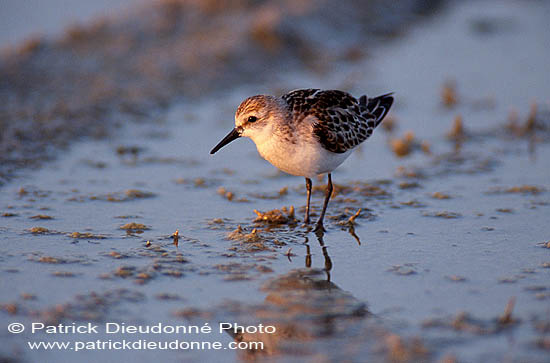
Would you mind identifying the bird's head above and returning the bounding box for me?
[210,95,286,154]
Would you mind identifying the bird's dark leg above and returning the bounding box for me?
[304,177,312,224]
[315,173,333,232]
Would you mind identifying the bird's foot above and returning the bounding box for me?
[314,221,326,235]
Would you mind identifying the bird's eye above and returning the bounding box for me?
[248,116,257,123]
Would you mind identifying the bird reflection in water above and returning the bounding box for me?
[226,232,370,359]
[304,234,332,282]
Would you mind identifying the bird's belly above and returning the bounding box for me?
[257,140,351,178]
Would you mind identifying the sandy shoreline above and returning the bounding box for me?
[0,0,443,184]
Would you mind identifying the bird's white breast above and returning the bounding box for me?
[253,135,351,178]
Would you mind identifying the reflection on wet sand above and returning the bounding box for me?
[226,232,369,359]
[227,268,369,359]
[346,223,362,245]
[304,234,333,282]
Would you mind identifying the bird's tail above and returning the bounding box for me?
[359,93,394,127]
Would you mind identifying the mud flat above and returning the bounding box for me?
[1,0,550,362]
[0,0,441,184]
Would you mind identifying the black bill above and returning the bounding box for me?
[210,127,242,154]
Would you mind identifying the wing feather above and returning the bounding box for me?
[282,89,393,153]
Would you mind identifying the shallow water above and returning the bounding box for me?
[1,0,550,362]
[0,0,137,48]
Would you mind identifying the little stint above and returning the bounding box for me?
[211,88,393,232]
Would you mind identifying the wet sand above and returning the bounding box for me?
[0,0,136,48]
[0,0,439,184]
[1,0,550,362]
